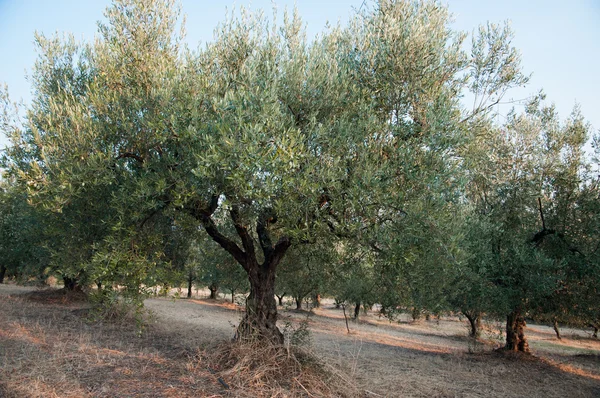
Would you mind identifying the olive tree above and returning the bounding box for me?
[2,0,534,344]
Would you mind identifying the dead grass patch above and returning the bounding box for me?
[0,290,221,397]
[3,286,600,397]
[207,339,361,397]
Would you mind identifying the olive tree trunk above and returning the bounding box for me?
[313,293,321,308]
[354,302,361,320]
[276,294,285,306]
[504,309,530,353]
[0,265,6,284]
[187,271,194,298]
[208,283,219,300]
[191,200,291,344]
[463,311,482,338]
[552,318,561,340]
[62,276,82,292]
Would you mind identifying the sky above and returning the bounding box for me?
[0,0,599,151]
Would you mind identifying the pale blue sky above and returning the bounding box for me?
[1,0,599,150]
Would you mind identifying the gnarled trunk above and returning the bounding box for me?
[191,199,291,345]
[295,297,303,310]
[0,265,6,284]
[463,311,482,338]
[238,259,284,344]
[504,309,530,353]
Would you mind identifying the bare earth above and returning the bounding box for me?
[1,284,600,397]
[146,293,600,397]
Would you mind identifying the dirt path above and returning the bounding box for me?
[145,296,600,397]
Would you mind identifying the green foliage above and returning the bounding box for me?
[0,180,50,283]
[0,0,597,344]
[277,243,330,308]
[88,286,153,336]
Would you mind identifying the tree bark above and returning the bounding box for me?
[276,294,285,306]
[463,311,481,338]
[295,297,303,310]
[553,318,561,340]
[238,256,286,344]
[313,293,321,308]
[230,290,236,303]
[189,200,291,344]
[0,265,6,284]
[209,284,218,300]
[354,302,361,320]
[187,271,194,298]
[412,307,421,321]
[62,276,81,292]
[504,309,530,353]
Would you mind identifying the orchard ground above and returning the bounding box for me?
[1,283,599,397]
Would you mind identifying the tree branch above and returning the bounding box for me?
[116,152,144,163]
[537,197,546,231]
[256,208,278,261]
[201,215,249,272]
[185,196,248,271]
[230,205,255,258]
[531,197,555,246]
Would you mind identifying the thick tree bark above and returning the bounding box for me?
[295,297,303,310]
[189,199,291,344]
[354,302,361,320]
[504,309,530,353]
[238,257,285,344]
[0,265,6,284]
[230,289,235,303]
[463,311,482,338]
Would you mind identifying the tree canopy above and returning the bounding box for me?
[1,0,597,349]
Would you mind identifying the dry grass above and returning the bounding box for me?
[208,340,360,397]
[2,285,600,397]
[0,287,359,397]
[0,289,222,397]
